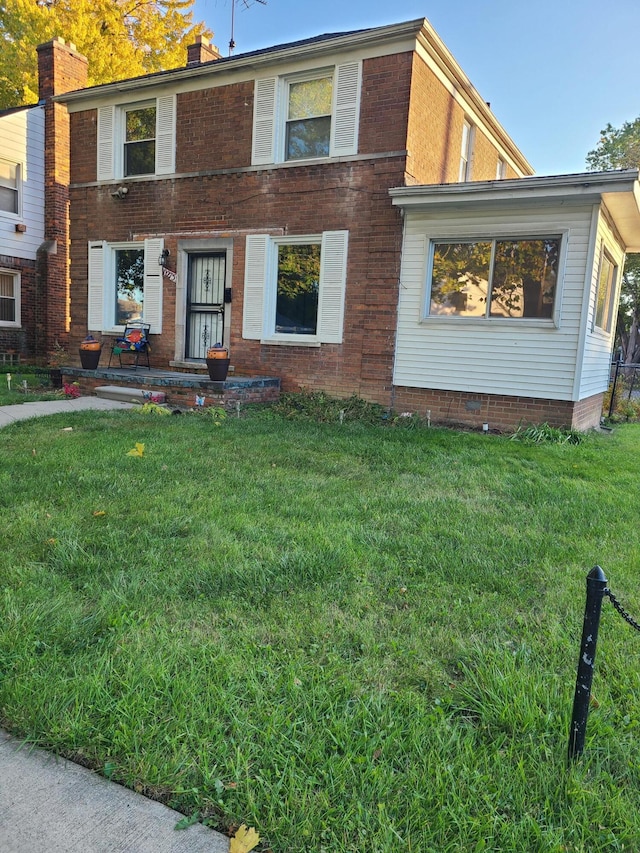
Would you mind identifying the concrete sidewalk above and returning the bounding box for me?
[0,731,229,852]
[0,396,135,428]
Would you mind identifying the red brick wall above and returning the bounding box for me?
[391,386,602,432]
[0,255,35,357]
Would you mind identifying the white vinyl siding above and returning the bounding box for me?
[242,230,348,344]
[97,96,176,180]
[87,238,164,334]
[0,105,44,260]
[251,61,361,166]
[395,203,595,401]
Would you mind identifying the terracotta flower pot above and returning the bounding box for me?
[206,347,229,359]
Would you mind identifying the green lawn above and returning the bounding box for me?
[1,408,639,852]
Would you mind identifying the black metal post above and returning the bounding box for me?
[568,565,608,762]
[608,359,621,419]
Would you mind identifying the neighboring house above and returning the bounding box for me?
[0,102,45,359]
[44,17,640,429]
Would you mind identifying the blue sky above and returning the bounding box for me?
[192,0,640,176]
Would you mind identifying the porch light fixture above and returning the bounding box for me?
[158,248,170,267]
[111,186,128,200]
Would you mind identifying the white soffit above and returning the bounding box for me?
[390,170,640,253]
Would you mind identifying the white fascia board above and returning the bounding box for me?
[55,18,425,111]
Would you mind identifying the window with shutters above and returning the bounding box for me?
[97,96,176,181]
[251,62,361,166]
[242,231,348,344]
[87,239,163,334]
[0,269,20,326]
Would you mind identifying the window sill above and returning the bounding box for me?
[260,336,321,347]
[420,316,559,330]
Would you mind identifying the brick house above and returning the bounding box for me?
[42,17,640,429]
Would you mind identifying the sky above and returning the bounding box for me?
[191,0,640,177]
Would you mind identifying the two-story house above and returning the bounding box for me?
[45,17,640,429]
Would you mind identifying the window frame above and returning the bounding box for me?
[593,247,618,334]
[266,234,323,341]
[0,158,20,218]
[280,69,333,164]
[0,268,20,327]
[424,233,565,325]
[458,119,474,182]
[122,103,156,178]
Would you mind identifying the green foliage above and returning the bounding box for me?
[0,0,211,109]
[586,119,640,171]
[138,401,171,416]
[510,422,584,444]
[269,389,387,424]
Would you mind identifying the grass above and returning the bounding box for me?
[0,367,61,405]
[1,407,640,851]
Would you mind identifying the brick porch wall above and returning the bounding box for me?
[391,386,604,432]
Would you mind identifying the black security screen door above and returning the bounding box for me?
[186,253,226,359]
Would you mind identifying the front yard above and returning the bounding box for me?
[1,407,639,851]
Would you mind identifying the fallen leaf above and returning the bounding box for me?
[92,510,106,517]
[230,824,260,853]
[126,442,145,457]
[47,538,57,545]
[32,449,36,456]
[61,427,73,432]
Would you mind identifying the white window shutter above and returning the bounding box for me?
[317,230,348,343]
[243,234,269,339]
[144,238,163,334]
[252,78,277,166]
[87,241,106,332]
[156,95,176,175]
[97,106,115,181]
[330,62,361,157]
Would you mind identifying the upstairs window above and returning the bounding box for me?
[285,76,333,161]
[97,96,176,181]
[0,270,19,326]
[0,160,19,215]
[428,237,560,320]
[458,120,474,181]
[594,249,617,333]
[252,62,361,166]
[124,106,156,177]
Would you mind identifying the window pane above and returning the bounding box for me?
[430,242,491,316]
[490,239,559,318]
[288,78,332,121]
[126,107,156,142]
[125,140,155,176]
[595,254,615,331]
[0,161,17,185]
[0,297,15,322]
[285,116,331,160]
[276,244,320,334]
[115,248,144,325]
[0,186,17,213]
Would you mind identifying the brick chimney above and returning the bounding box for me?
[186,35,221,66]
[35,39,88,361]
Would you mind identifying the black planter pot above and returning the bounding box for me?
[79,348,101,370]
[206,358,230,381]
[49,368,63,389]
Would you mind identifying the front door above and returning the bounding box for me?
[185,253,226,359]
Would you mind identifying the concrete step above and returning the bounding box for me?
[95,386,166,404]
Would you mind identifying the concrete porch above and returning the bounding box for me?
[61,365,281,409]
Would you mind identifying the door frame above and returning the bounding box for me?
[174,237,233,366]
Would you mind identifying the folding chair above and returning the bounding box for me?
[108,322,151,369]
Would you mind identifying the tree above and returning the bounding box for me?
[587,118,640,362]
[0,0,212,109]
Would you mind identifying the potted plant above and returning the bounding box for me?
[205,343,230,381]
[79,334,102,370]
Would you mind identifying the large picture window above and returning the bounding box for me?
[428,237,560,319]
[0,160,19,214]
[276,243,321,334]
[115,247,144,325]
